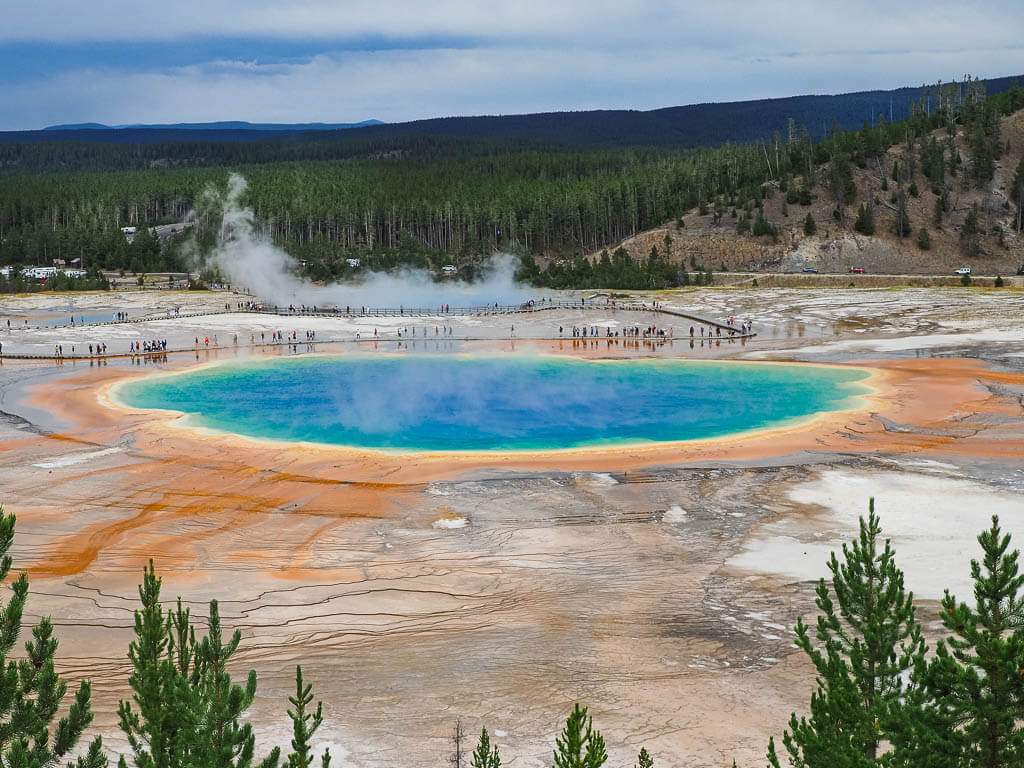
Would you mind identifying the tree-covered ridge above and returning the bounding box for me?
[2,74,1022,169]
[1,77,1022,287]
[0,134,558,178]
[0,144,766,274]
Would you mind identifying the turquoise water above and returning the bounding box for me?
[116,355,871,451]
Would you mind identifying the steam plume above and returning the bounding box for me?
[205,173,530,308]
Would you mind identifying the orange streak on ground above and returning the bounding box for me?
[32,496,165,578]
[12,354,1024,580]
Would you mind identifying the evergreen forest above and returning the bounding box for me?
[1,77,1023,292]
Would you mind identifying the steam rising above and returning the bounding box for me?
[205,173,530,308]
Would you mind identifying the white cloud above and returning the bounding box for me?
[4,0,1023,53]
[0,1,1022,128]
[3,43,1020,129]
[2,0,640,43]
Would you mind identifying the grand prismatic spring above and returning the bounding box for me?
[114,356,872,451]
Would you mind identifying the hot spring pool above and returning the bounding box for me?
[114,355,872,451]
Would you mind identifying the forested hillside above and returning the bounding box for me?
[303,74,1024,149]
[3,75,1021,162]
[1,77,1022,285]
[542,81,1024,286]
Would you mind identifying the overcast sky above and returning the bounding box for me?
[1,0,1022,130]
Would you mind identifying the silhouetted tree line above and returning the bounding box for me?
[519,244,715,290]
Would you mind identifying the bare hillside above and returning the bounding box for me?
[596,110,1024,276]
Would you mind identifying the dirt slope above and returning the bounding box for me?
[593,111,1024,276]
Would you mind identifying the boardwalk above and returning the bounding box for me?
[13,298,749,332]
[0,298,755,360]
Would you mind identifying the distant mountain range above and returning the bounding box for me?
[324,75,1023,148]
[3,119,385,145]
[43,120,384,132]
[3,75,1021,150]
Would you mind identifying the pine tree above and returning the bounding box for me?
[768,500,925,767]
[470,727,500,768]
[917,228,931,250]
[803,213,817,236]
[0,507,106,768]
[753,212,778,240]
[960,202,981,255]
[199,601,281,768]
[552,703,607,768]
[286,666,330,768]
[1010,155,1024,231]
[450,719,466,768]
[900,516,1024,768]
[893,192,911,238]
[118,561,281,768]
[117,562,181,768]
[635,746,654,768]
[854,203,875,235]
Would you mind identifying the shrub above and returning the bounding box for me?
[803,213,817,235]
[854,203,876,235]
[753,213,778,240]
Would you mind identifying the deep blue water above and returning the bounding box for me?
[116,355,871,451]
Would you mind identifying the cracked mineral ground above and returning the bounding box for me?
[1,286,1023,768]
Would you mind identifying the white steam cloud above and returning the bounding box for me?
[205,173,531,308]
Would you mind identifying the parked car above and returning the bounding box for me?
[1017,264,1024,276]
[955,267,971,275]
[849,267,866,274]
[802,267,819,273]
